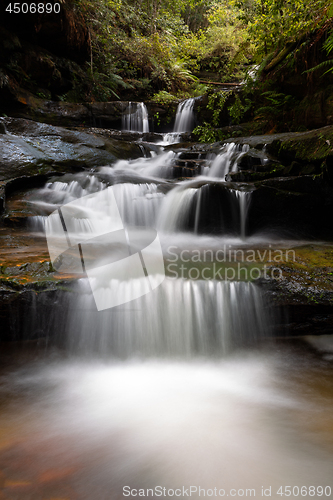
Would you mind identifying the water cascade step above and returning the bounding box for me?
[2,102,333,499]
[28,172,252,237]
[29,176,164,231]
[208,143,250,178]
[21,279,272,357]
[157,180,252,236]
[107,142,251,181]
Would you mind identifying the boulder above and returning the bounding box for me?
[0,118,143,182]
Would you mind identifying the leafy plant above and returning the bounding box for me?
[254,91,296,120]
[152,91,179,104]
[193,90,230,142]
[228,93,252,124]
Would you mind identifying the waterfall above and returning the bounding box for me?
[158,181,251,237]
[29,174,252,238]
[208,143,250,179]
[232,190,252,239]
[29,175,164,231]
[113,150,177,178]
[161,98,196,144]
[157,186,197,233]
[122,102,149,132]
[23,278,271,357]
[174,98,195,132]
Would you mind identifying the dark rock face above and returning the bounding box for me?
[248,176,333,240]
[0,282,74,342]
[257,278,333,337]
[0,1,90,109]
[223,126,333,183]
[0,0,89,62]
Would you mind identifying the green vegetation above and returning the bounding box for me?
[2,0,332,131]
[193,89,231,142]
[70,0,333,102]
[70,0,255,101]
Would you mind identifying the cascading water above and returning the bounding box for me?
[157,180,251,237]
[208,143,250,178]
[29,174,164,231]
[232,189,252,239]
[161,98,196,144]
[122,101,149,132]
[173,98,195,132]
[24,279,271,357]
[2,99,333,500]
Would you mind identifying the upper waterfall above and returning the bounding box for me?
[122,102,149,133]
[161,98,196,144]
[173,98,195,132]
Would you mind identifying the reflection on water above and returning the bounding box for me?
[0,346,332,499]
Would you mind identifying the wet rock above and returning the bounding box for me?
[0,182,4,213]
[0,118,143,181]
[15,100,130,128]
[223,126,333,173]
[20,101,92,127]
[227,165,285,182]
[237,148,277,170]
[0,280,76,342]
[88,102,127,129]
[147,101,179,133]
[266,127,333,165]
[224,126,333,151]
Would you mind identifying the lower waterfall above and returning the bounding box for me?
[22,278,272,357]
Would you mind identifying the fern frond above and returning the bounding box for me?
[304,58,333,74]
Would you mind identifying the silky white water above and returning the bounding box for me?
[208,143,250,178]
[160,97,196,144]
[1,352,333,499]
[122,102,149,133]
[29,144,253,237]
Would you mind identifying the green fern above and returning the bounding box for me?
[305,58,333,75]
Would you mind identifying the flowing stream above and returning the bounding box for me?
[1,99,333,499]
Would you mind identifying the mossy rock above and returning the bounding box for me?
[266,126,333,163]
